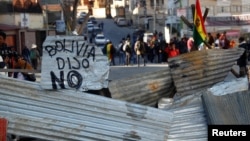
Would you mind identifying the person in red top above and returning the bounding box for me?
[165,42,180,59]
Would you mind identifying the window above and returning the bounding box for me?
[242,5,250,12]
[217,6,230,13]
[150,0,160,6]
[231,5,241,13]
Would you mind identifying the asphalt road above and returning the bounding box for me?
[95,18,135,47]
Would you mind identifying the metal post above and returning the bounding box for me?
[144,5,147,30]
[46,2,49,35]
[137,1,139,28]
[153,0,156,32]
[170,8,173,37]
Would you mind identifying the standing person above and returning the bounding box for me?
[118,39,125,65]
[123,38,132,66]
[11,54,35,81]
[187,37,194,52]
[214,33,221,49]
[130,19,133,26]
[0,31,7,72]
[237,37,248,77]
[207,32,215,47]
[0,30,12,76]
[178,37,188,54]
[0,54,7,76]
[22,45,31,64]
[229,39,236,48]
[30,44,40,70]
[0,30,11,60]
[106,41,116,66]
[100,21,104,30]
[219,31,230,49]
[134,37,146,67]
[102,40,109,55]
[165,42,180,59]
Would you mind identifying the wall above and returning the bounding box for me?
[14,13,44,29]
[24,31,36,49]
[0,15,15,25]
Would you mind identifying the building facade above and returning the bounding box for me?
[168,0,250,39]
[0,0,56,55]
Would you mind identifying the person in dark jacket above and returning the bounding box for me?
[0,31,12,76]
[237,36,248,77]
[22,45,31,64]
[0,31,11,60]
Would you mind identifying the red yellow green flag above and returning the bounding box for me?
[193,0,207,47]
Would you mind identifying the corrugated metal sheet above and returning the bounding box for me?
[159,93,208,141]
[168,48,245,96]
[168,104,207,141]
[109,67,175,106]
[202,77,250,124]
[0,76,174,141]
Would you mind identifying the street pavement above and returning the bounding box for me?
[95,18,136,47]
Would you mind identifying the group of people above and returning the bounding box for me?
[203,31,250,77]
[102,32,183,67]
[0,30,40,81]
[101,29,250,79]
[207,31,233,49]
[115,32,184,67]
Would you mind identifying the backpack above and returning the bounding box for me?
[119,43,124,52]
[125,44,131,53]
[111,44,116,54]
[137,41,144,52]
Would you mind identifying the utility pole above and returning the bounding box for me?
[144,1,147,30]
[153,0,156,32]
[46,2,49,35]
[170,8,173,38]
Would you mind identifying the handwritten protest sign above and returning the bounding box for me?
[41,36,110,91]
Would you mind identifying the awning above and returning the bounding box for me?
[0,24,20,31]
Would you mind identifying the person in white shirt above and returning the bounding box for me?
[0,55,7,76]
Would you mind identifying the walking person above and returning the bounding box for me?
[30,44,40,70]
[118,39,125,65]
[134,37,146,67]
[100,21,104,30]
[123,38,132,66]
[106,41,116,66]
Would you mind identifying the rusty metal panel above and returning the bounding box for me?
[168,48,245,96]
[109,67,175,106]
[0,76,173,141]
[202,77,250,124]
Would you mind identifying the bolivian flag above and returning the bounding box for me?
[193,0,207,47]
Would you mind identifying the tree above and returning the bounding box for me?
[60,0,79,34]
